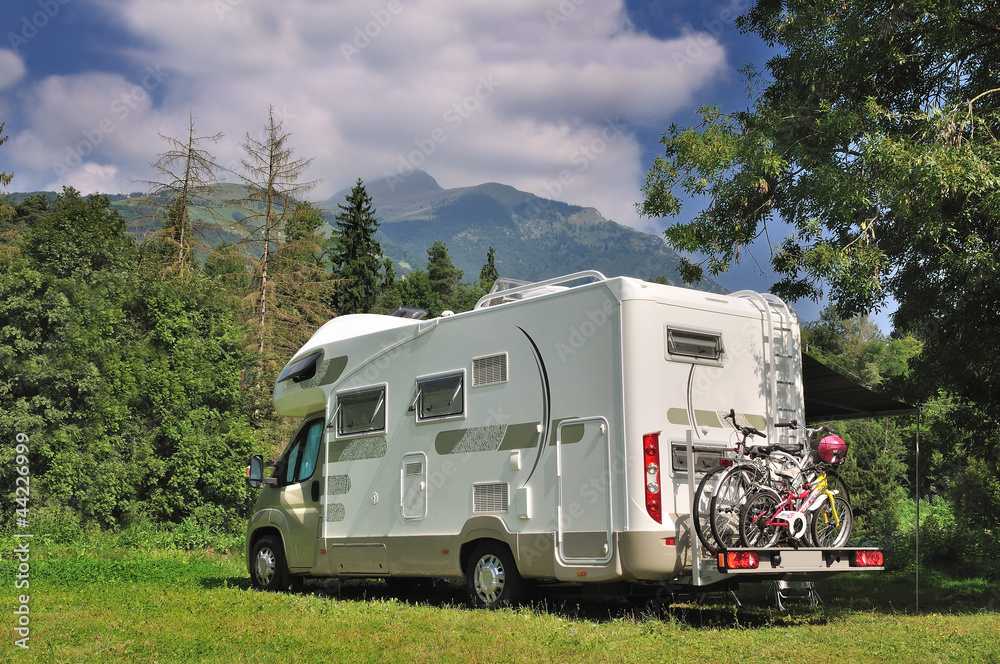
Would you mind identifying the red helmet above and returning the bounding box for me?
[817,435,847,464]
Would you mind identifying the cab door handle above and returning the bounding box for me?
[311,480,320,503]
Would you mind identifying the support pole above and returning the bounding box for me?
[686,429,702,585]
[915,406,921,613]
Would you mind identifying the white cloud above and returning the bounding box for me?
[0,50,26,89]
[4,0,730,230]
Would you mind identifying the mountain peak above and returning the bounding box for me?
[323,170,442,210]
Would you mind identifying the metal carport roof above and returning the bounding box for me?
[802,353,917,421]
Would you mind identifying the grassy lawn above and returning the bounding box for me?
[3,540,999,663]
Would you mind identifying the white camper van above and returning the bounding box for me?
[245,271,883,606]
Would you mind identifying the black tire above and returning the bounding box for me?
[250,535,290,591]
[693,464,728,555]
[740,489,782,548]
[709,463,766,550]
[824,469,851,505]
[810,494,853,547]
[465,543,525,609]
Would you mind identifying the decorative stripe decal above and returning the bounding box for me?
[326,503,346,522]
[328,435,387,462]
[328,474,351,495]
[518,327,551,485]
[435,425,508,454]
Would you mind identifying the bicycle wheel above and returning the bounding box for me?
[693,464,728,555]
[810,494,853,547]
[740,489,782,548]
[824,469,851,505]
[709,463,767,550]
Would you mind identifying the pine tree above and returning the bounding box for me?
[478,245,499,291]
[329,179,385,315]
[427,240,463,307]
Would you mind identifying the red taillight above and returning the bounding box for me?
[643,432,662,524]
[720,551,760,570]
[719,458,733,467]
[854,550,884,567]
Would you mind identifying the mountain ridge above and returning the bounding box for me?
[321,171,723,291]
[7,172,723,292]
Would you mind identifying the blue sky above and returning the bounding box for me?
[0,0,836,318]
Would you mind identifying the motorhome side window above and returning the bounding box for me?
[280,418,324,485]
[337,386,386,436]
[665,327,724,361]
[412,373,464,420]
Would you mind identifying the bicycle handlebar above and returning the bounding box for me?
[725,408,765,440]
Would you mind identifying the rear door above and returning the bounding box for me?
[556,417,613,563]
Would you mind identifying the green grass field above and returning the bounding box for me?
[4,540,999,663]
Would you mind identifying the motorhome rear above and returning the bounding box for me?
[245,271,881,606]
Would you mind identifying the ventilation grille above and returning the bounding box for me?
[473,483,509,513]
[405,461,423,476]
[473,353,508,386]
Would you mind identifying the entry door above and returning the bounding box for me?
[556,417,613,563]
[401,452,428,520]
[276,417,325,570]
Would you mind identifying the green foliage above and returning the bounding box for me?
[0,189,262,530]
[396,268,441,316]
[640,1,1000,438]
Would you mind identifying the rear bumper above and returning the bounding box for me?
[715,546,884,575]
[675,547,884,587]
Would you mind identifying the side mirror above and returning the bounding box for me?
[246,455,277,488]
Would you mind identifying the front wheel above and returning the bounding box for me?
[810,494,853,547]
[250,535,290,591]
[465,543,525,609]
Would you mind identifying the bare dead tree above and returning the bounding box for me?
[238,105,319,356]
[136,113,225,277]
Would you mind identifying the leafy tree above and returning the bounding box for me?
[396,268,440,316]
[638,1,1000,431]
[0,189,261,529]
[26,187,137,280]
[238,106,318,356]
[329,179,386,314]
[137,114,225,277]
[129,273,258,523]
[0,192,141,525]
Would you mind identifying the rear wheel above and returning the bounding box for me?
[465,543,525,609]
[710,463,766,550]
[693,464,728,554]
[250,535,290,591]
[740,490,782,547]
[811,494,853,547]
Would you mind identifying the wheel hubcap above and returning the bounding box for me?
[474,554,505,604]
[255,546,276,586]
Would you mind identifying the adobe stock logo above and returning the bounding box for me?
[383,74,501,191]
[340,0,406,63]
[50,66,171,178]
[7,0,71,54]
